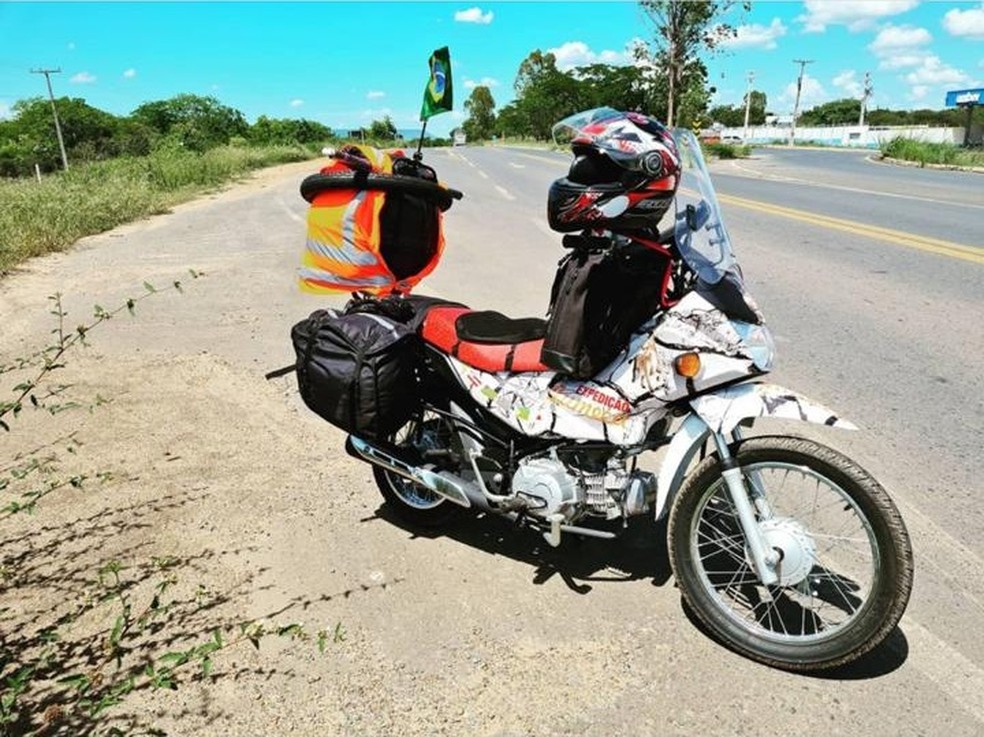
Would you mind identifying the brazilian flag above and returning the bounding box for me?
[420,47,453,121]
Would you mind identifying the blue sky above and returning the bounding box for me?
[1,2,981,136]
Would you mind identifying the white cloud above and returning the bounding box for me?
[719,18,787,50]
[904,55,972,86]
[943,3,984,39]
[780,74,827,110]
[70,71,96,84]
[0,101,10,120]
[799,0,919,33]
[868,24,932,53]
[366,90,385,99]
[909,85,930,100]
[290,99,304,108]
[454,7,493,24]
[122,68,136,79]
[833,70,863,98]
[879,53,933,70]
[548,41,628,71]
[464,77,499,90]
[867,24,933,70]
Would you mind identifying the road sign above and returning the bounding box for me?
[945,88,983,107]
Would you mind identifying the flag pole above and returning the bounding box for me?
[414,118,428,161]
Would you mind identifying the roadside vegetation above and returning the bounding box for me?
[0,144,317,273]
[880,137,984,169]
[701,141,752,159]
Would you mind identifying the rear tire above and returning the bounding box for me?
[372,413,461,528]
[668,435,913,671]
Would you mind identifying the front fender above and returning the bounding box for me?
[690,382,856,435]
[653,383,855,520]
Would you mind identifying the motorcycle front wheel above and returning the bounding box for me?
[668,435,913,672]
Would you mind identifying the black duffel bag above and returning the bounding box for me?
[291,309,419,439]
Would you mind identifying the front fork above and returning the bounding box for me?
[711,428,780,586]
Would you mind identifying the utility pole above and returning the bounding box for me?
[30,67,69,171]
[742,70,755,143]
[858,71,873,127]
[789,59,813,146]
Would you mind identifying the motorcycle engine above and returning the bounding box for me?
[510,452,655,521]
[511,457,583,521]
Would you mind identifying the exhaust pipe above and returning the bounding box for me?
[346,435,485,510]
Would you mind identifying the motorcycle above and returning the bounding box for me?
[284,108,913,672]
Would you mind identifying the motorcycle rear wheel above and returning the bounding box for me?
[668,435,913,672]
[372,413,461,528]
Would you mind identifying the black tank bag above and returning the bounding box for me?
[540,239,668,379]
[291,308,418,439]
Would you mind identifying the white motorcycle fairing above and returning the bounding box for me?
[652,383,857,519]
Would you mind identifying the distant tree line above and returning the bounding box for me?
[0,93,335,177]
[708,97,972,129]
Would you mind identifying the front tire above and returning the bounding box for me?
[668,435,913,671]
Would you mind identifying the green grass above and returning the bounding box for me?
[880,137,984,168]
[701,142,752,159]
[0,144,317,274]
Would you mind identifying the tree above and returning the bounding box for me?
[509,50,585,139]
[638,0,746,126]
[746,89,767,125]
[571,63,655,113]
[250,116,333,145]
[709,104,744,127]
[463,86,496,142]
[0,97,122,174]
[368,115,398,141]
[799,98,861,126]
[131,94,248,151]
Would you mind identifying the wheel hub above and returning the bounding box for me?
[755,517,818,587]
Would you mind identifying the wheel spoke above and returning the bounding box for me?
[687,451,886,648]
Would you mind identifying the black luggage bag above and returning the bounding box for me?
[540,239,669,379]
[291,308,419,439]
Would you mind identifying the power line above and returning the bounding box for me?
[30,67,69,170]
[789,59,813,146]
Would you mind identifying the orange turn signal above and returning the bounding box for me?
[674,352,702,378]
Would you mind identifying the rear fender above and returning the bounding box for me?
[653,383,855,520]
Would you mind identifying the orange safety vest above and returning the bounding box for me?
[299,145,446,296]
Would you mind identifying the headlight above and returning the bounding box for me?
[732,321,775,372]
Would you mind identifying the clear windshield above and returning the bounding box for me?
[552,109,739,285]
[670,128,737,285]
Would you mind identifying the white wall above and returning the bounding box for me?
[718,124,966,148]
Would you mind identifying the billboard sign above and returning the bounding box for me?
[945,88,984,107]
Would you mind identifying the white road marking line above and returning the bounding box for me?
[277,196,304,223]
[718,162,984,211]
[495,185,516,201]
[905,619,984,724]
[509,162,526,169]
[478,170,489,179]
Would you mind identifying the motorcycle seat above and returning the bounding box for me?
[420,305,551,373]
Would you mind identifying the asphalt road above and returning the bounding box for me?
[3,145,982,735]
